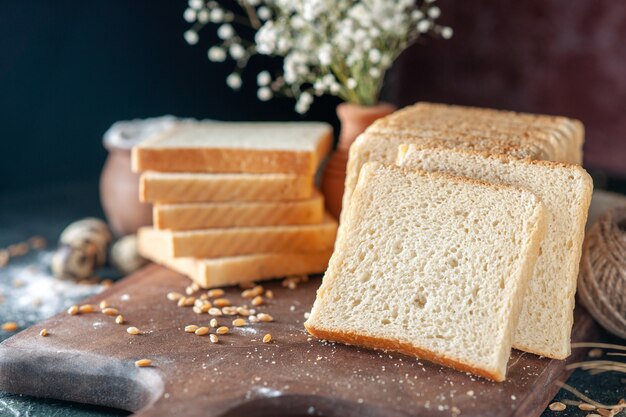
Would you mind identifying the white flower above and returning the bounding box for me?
[217,24,234,40]
[183,8,197,23]
[184,30,199,45]
[257,71,271,86]
[346,78,357,89]
[257,87,272,101]
[329,82,341,94]
[295,92,313,114]
[368,49,381,64]
[197,9,210,23]
[441,26,453,39]
[188,0,204,10]
[411,10,424,21]
[258,6,271,21]
[207,46,226,62]
[246,0,260,5]
[209,8,224,23]
[428,6,441,19]
[229,44,245,59]
[226,73,242,89]
[369,68,381,78]
[417,20,431,33]
[318,44,332,66]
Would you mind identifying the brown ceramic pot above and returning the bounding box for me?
[100,144,152,237]
[321,102,396,220]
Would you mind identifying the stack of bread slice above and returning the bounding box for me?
[306,103,593,382]
[133,121,338,288]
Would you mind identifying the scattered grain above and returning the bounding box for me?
[178,297,195,307]
[29,236,47,249]
[99,300,110,309]
[207,289,224,298]
[265,290,274,299]
[208,308,223,316]
[549,402,566,412]
[216,326,229,335]
[588,348,603,358]
[2,322,18,332]
[257,313,273,322]
[192,306,203,315]
[210,318,218,328]
[185,286,195,296]
[115,315,125,325]
[126,326,141,335]
[135,359,152,367]
[579,403,596,411]
[8,243,29,257]
[249,315,260,323]
[167,292,183,301]
[79,304,95,314]
[201,304,212,313]
[263,334,272,343]
[39,329,48,337]
[251,296,264,306]
[596,409,613,417]
[209,334,219,344]
[222,306,238,316]
[102,308,119,316]
[232,318,246,327]
[185,325,199,333]
[238,282,255,289]
[67,305,79,315]
[0,250,9,267]
[101,279,114,288]
[213,298,231,308]
[195,326,209,336]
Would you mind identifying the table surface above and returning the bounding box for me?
[0,180,624,417]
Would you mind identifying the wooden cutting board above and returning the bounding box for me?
[0,264,598,417]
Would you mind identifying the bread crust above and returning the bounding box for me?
[304,324,504,382]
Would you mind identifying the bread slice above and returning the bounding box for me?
[148,213,337,258]
[397,145,593,359]
[132,121,333,175]
[138,227,332,288]
[340,130,548,224]
[154,191,325,230]
[305,163,547,382]
[140,171,314,203]
[369,102,583,164]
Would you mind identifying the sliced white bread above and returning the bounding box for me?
[397,145,593,359]
[144,213,337,258]
[340,131,548,225]
[140,171,314,203]
[305,163,547,382]
[138,227,332,288]
[154,191,325,230]
[132,121,333,175]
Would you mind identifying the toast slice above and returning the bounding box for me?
[140,171,314,203]
[147,213,337,258]
[154,191,325,230]
[305,163,546,382]
[138,227,333,288]
[132,121,333,175]
[397,145,593,359]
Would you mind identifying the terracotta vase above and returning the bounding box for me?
[321,102,397,220]
[100,144,152,237]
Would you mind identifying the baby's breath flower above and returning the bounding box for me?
[183,8,197,23]
[184,30,199,45]
[226,73,242,89]
[428,6,441,19]
[257,87,272,101]
[369,49,381,64]
[210,8,224,23]
[417,20,431,33]
[197,9,210,23]
[217,24,234,40]
[229,43,245,59]
[257,71,271,86]
[441,26,454,39]
[257,6,271,21]
[346,78,357,89]
[188,0,204,10]
[207,46,226,62]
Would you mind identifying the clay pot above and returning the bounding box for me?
[321,102,397,219]
[100,145,152,237]
[99,116,176,236]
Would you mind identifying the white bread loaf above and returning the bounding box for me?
[306,163,547,382]
[341,102,583,225]
[138,227,332,288]
[132,121,332,175]
[140,171,314,203]
[397,145,593,359]
[154,191,325,230]
[147,213,337,258]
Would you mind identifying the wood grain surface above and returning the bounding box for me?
[0,265,598,417]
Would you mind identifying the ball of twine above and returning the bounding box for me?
[578,206,626,339]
